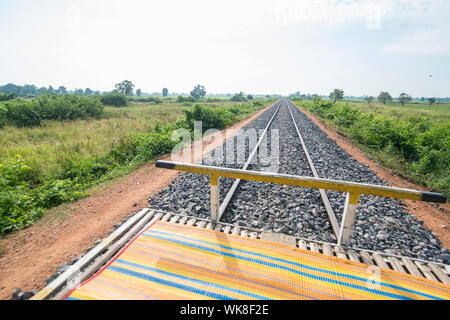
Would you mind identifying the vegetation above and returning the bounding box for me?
[0,95,104,127]
[378,91,393,105]
[190,85,206,101]
[0,99,270,235]
[114,80,135,95]
[295,98,449,197]
[101,93,129,107]
[162,88,168,97]
[330,89,344,103]
[398,93,412,106]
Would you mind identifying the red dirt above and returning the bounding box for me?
[294,105,449,249]
[0,104,274,300]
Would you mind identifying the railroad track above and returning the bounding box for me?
[32,99,450,300]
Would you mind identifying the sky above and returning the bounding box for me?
[0,0,449,97]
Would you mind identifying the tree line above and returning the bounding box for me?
[289,89,440,106]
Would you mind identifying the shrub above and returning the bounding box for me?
[34,95,104,120]
[101,93,128,107]
[4,99,41,127]
[0,104,7,128]
[0,93,17,101]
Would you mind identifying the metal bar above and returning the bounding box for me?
[210,175,219,223]
[338,193,360,245]
[155,161,447,203]
[286,100,341,238]
[218,100,283,220]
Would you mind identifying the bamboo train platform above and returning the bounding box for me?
[32,209,450,300]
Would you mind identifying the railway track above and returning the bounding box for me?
[32,99,450,300]
[151,99,449,263]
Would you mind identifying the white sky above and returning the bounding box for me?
[0,0,449,96]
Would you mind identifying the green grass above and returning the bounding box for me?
[350,101,450,125]
[0,102,186,183]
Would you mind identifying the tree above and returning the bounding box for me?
[231,92,247,102]
[330,89,344,103]
[48,85,55,94]
[75,88,84,95]
[85,88,93,95]
[364,96,374,104]
[115,80,135,95]
[398,93,412,106]
[57,86,67,94]
[22,84,37,96]
[162,88,168,97]
[190,85,206,101]
[378,91,392,105]
[428,97,436,106]
[247,94,254,100]
[136,89,142,97]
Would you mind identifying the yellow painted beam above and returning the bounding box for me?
[156,161,446,203]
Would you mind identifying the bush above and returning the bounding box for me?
[0,104,7,128]
[4,99,41,127]
[177,96,195,103]
[0,93,17,101]
[34,95,104,120]
[101,93,128,107]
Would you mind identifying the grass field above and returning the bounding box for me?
[0,100,240,183]
[0,98,271,235]
[349,101,450,125]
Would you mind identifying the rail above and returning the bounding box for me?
[155,160,447,245]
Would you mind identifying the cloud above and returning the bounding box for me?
[248,0,445,30]
[383,24,450,54]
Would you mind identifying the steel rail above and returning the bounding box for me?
[217,100,283,220]
[286,99,341,239]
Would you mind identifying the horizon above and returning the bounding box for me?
[1,0,449,97]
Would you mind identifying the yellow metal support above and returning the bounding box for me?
[156,161,446,203]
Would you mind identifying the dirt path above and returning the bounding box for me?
[0,104,274,300]
[294,104,449,249]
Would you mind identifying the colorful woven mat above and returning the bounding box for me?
[66,221,450,300]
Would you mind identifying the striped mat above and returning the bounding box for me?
[65,221,450,300]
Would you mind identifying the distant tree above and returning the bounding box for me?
[136,89,142,97]
[330,89,344,103]
[398,93,412,106]
[190,85,206,101]
[85,88,93,95]
[162,88,168,97]
[75,88,84,95]
[420,97,425,102]
[37,87,48,95]
[115,80,135,95]
[247,94,254,100]
[231,92,247,102]
[22,84,37,96]
[48,85,55,94]
[57,86,67,94]
[0,83,21,94]
[428,97,436,106]
[378,91,392,105]
[364,96,374,104]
